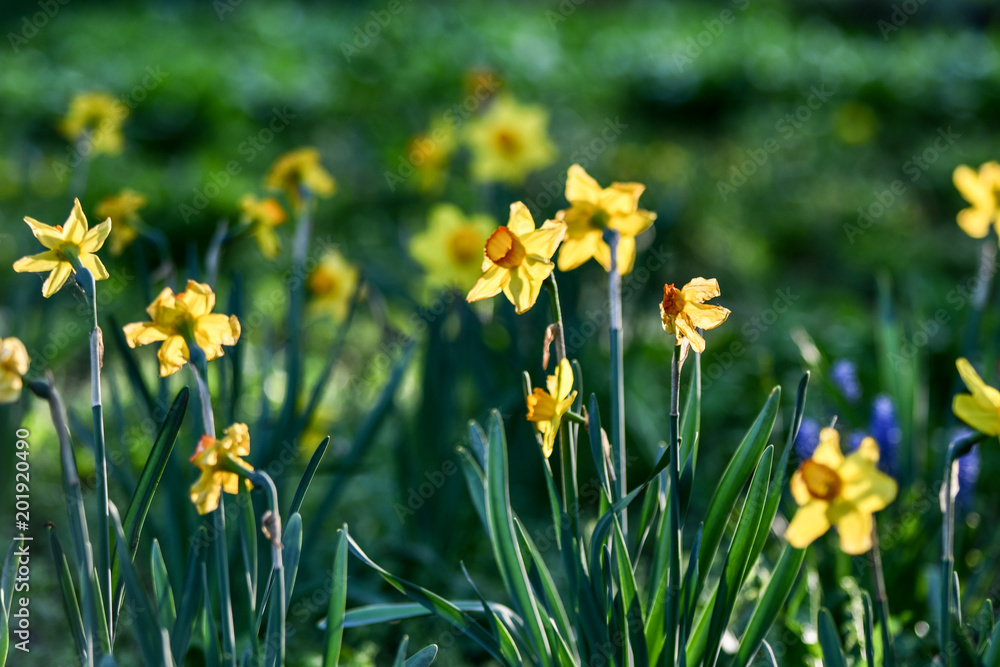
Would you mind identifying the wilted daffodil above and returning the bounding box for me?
[785,428,898,555]
[308,249,360,320]
[189,423,254,515]
[527,358,577,458]
[659,278,730,354]
[953,358,1000,436]
[953,162,1000,239]
[466,202,566,314]
[409,204,495,291]
[0,337,30,404]
[13,199,111,298]
[240,194,288,259]
[96,189,147,255]
[123,280,241,377]
[465,95,556,185]
[556,165,656,275]
[266,147,336,209]
[59,92,126,156]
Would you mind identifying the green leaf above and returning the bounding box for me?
[586,394,612,503]
[514,519,574,655]
[282,513,303,611]
[342,601,520,629]
[47,529,86,665]
[151,540,177,633]
[818,607,847,667]
[679,351,701,479]
[861,591,876,667]
[611,519,646,666]
[456,447,489,534]
[404,645,438,667]
[236,486,259,664]
[170,526,206,661]
[200,562,221,667]
[732,543,806,667]
[393,636,409,667]
[323,528,349,667]
[460,562,523,665]
[985,611,1000,667]
[289,436,331,517]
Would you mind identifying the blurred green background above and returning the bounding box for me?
[2,0,1000,664]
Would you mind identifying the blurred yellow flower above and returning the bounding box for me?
[953,162,1000,239]
[410,120,457,192]
[308,249,359,320]
[59,92,126,156]
[189,423,254,515]
[0,337,30,404]
[556,165,656,275]
[123,280,241,377]
[526,358,577,458]
[96,189,147,255]
[266,147,336,208]
[465,95,556,185]
[466,202,566,314]
[13,198,111,298]
[659,278,730,354]
[409,204,495,291]
[953,358,1000,436]
[240,194,288,259]
[785,428,897,555]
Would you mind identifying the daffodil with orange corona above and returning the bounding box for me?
[13,199,111,298]
[785,428,898,555]
[556,165,656,275]
[189,423,255,515]
[466,202,566,314]
[526,358,577,458]
[659,278,730,354]
[123,280,241,377]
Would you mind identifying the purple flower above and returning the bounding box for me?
[869,394,900,476]
[794,417,821,461]
[847,431,865,453]
[956,445,980,511]
[830,359,862,403]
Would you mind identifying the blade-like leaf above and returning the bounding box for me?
[818,607,847,667]
[151,540,177,633]
[49,528,87,665]
[323,528,349,667]
[289,436,331,517]
[404,645,438,667]
[170,525,206,661]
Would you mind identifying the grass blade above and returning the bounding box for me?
[48,527,87,664]
[404,645,438,667]
[861,591,876,667]
[151,540,177,633]
[170,525,207,661]
[818,607,847,667]
[323,528,349,667]
[732,543,806,667]
[289,436,331,517]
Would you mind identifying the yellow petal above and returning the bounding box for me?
[681,278,722,303]
[616,234,636,275]
[785,500,831,549]
[63,199,89,245]
[13,251,63,273]
[0,371,24,404]
[194,314,241,359]
[1,338,30,376]
[600,182,644,215]
[466,265,509,303]
[790,470,811,506]
[521,220,566,261]
[42,263,74,298]
[953,165,994,211]
[611,209,656,238]
[190,470,222,515]
[685,302,731,332]
[674,316,707,354]
[554,358,575,401]
[955,358,1000,408]
[834,508,874,555]
[953,394,1000,435]
[123,322,169,347]
[838,453,898,514]
[80,219,112,254]
[503,263,545,314]
[812,428,845,468]
[565,164,602,204]
[957,208,992,239]
[157,335,189,377]
[507,202,536,237]
[22,217,64,249]
[178,280,217,317]
[556,232,600,272]
[79,253,109,281]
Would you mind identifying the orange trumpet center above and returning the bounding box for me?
[800,460,842,501]
[485,226,526,269]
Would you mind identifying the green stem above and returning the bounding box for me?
[869,518,894,667]
[251,470,285,667]
[544,273,567,363]
[664,345,682,665]
[602,228,626,537]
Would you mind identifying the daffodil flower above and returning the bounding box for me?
[526,358,577,458]
[785,428,898,555]
[409,204,495,291]
[13,199,111,298]
[308,250,360,320]
[59,92,127,156]
[556,165,656,275]
[466,202,566,314]
[123,280,241,377]
[240,194,288,259]
[189,423,255,515]
[0,337,30,404]
[96,189,147,255]
[953,162,1000,239]
[266,147,336,209]
[465,95,556,185]
[953,357,1000,436]
[659,278,730,354]
[410,119,457,192]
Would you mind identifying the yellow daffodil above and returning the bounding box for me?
[526,358,577,458]
[785,428,898,555]
[465,95,556,185]
[59,92,126,156]
[0,337,30,404]
[240,194,288,259]
[659,278,730,354]
[189,423,254,515]
[466,202,566,314]
[556,165,657,275]
[308,249,359,320]
[409,204,496,291]
[410,119,457,192]
[953,162,1000,239]
[266,147,336,209]
[13,199,111,298]
[123,280,241,377]
[96,189,147,255]
[953,358,1000,436]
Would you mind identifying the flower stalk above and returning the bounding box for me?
[603,227,626,533]
[663,343,682,665]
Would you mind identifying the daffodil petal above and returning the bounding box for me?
[790,469,811,505]
[600,182,644,216]
[684,302,731,331]
[681,278,722,303]
[953,165,994,211]
[63,199,89,245]
[522,220,566,260]
[834,509,874,555]
[957,208,992,239]
[13,251,62,273]
[616,234,636,275]
[785,500,831,549]
[612,209,656,237]
[41,263,74,298]
[565,164,602,204]
[953,394,1000,435]
[178,280,216,317]
[839,462,898,514]
[123,322,169,347]
[503,265,544,314]
[507,202,536,237]
[557,232,600,272]
[674,316,706,354]
[79,253,109,281]
[812,428,845,468]
[22,217,64,249]
[467,265,509,303]
[554,358,574,400]
[1,338,30,376]
[157,335,189,377]
[955,358,1000,408]
[81,219,112,254]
